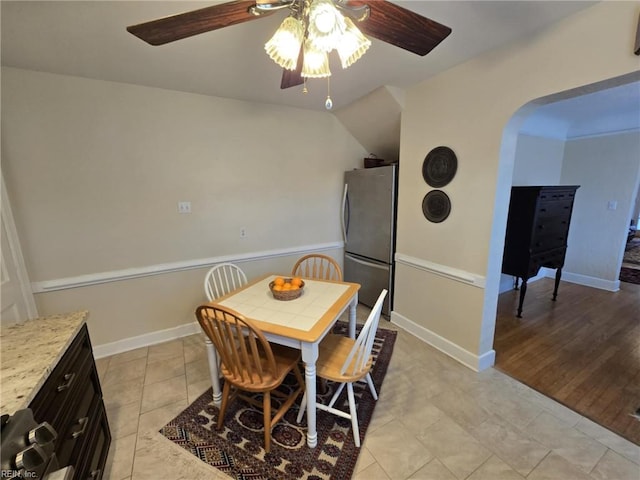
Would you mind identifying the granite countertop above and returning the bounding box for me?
[0,310,89,415]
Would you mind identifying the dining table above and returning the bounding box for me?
[202,273,360,448]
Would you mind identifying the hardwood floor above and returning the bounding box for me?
[494,277,640,446]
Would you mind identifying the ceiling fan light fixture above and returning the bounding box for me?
[264,16,304,70]
[336,16,371,68]
[307,0,347,52]
[127,0,452,109]
[301,39,331,78]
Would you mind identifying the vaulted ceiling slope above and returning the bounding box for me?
[1,1,597,112]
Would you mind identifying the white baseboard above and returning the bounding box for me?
[95,309,501,371]
[500,269,620,293]
[390,311,495,372]
[543,269,620,292]
[93,321,202,359]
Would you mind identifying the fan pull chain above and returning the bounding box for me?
[325,77,333,110]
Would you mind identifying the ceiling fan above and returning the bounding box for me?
[127,0,451,97]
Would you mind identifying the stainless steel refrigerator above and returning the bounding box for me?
[342,164,397,316]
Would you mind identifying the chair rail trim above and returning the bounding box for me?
[395,252,486,288]
[32,242,343,293]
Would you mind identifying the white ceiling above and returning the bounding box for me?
[521,80,640,140]
[1,0,600,112]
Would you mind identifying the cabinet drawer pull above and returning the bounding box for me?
[28,421,57,446]
[15,444,47,470]
[57,372,76,392]
[72,416,89,438]
[87,469,101,480]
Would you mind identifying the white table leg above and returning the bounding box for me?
[204,336,222,406]
[301,342,319,448]
[349,293,358,339]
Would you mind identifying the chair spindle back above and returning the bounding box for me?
[196,304,277,385]
[292,254,343,281]
[340,289,387,377]
[204,263,248,301]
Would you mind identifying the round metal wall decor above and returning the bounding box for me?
[422,146,457,188]
[422,190,451,223]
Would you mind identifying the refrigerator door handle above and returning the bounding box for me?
[345,253,389,270]
[341,183,349,243]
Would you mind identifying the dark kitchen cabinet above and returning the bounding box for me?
[29,324,111,479]
[502,185,580,317]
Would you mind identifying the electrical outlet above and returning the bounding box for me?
[178,201,191,214]
[240,228,247,239]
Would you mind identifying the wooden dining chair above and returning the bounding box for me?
[204,262,248,301]
[202,262,249,396]
[296,289,387,447]
[291,254,342,281]
[195,303,305,453]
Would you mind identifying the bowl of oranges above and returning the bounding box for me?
[269,276,305,301]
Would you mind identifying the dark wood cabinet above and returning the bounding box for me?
[502,185,579,317]
[29,324,111,479]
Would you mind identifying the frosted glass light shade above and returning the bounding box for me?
[264,16,304,70]
[307,0,346,52]
[336,17,371,68]
[301,40,331,78]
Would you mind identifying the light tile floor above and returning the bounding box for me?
[97,307,640,480]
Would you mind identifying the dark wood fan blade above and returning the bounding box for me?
[354,0,452,56]
[280,46,304,89]
[127,1,271,46]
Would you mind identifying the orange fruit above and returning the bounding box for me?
[272,285,283,291]
[291,277,303,287]
[274,277,285,286]
[282,283,292,290]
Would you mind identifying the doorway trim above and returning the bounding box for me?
[483,71,640,356]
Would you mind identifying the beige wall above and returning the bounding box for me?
[512,134,565,185]
[1,68,365,346]
[562,131,640,281]
[501,131,640,293]
[394,1,639,365]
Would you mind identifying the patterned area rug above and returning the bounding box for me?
[624,237,640,265]
[620,267,640,285]
[160,322,397,480]
[621,238,640,285]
